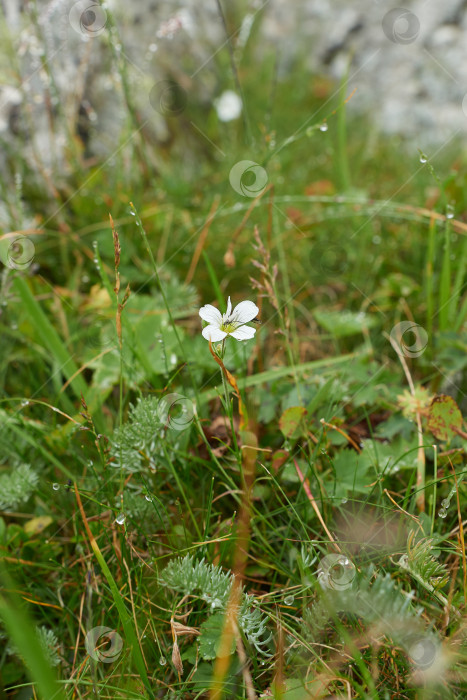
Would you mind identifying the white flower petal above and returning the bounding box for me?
[225,296,232,319]
[229,324,256,340]
[230,300,259,324]
[199,304,222,325]
[202,325,227,342]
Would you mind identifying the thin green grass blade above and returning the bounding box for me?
[13,276,105,430]
[201,250,225,311]
[425,214,436,339]
[336,70,351,191]
[75,487,154,699]
[439,221,451,331]
[13,276,88,399]
[0,566,66,700]
[200,351,367,404]
[450,234,467,329]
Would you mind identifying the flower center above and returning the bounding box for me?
[221,321,240,333]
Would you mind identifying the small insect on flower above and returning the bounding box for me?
[199,296,259,341]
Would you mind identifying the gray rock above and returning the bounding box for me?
[1,0,467,179]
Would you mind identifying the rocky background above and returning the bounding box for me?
[1,0,467,179]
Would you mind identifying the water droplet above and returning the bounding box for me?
[52,407,59,412]
[129,210,136,216]
[438,509,447,519]
[115,513,126,525]
[145,494,152,502]
[92,240,98,248]
[284,595,294,605]
[21,400,30,407]
[340,497,348,504]
[159,656,167,665]
[441,498,450,508]
[52,483,60,491]
[446,204,455,219]
[149,42,158,52]
[419,154,427,164]
[319,123,328,132]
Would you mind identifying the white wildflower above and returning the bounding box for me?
[199,296,259,342]
[214,91,243,122]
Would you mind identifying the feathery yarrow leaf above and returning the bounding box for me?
[398,531,450,592]
[159,555,272,655]
[110,397,165,472]
[0,464,39,511]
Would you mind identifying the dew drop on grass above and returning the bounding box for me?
[115,513,126,525]
[284,595,294,605]
[145,495,152,502]
[52,483,60,491]
[130,210,135,216]
[446,204,455,219]
[419,153,427,163]
[438,509,447,519]
[21,400,30,407]
[159,656,167,665]
[319,123,328,132]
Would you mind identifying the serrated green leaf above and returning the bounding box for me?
[199,613,235,660]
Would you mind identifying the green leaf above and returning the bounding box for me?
[427,394,464,442]
[332,449,373,492]
[199,613,235,660]
[360,437,419,474]
[279,406,307,439]
[313,309,378,338]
